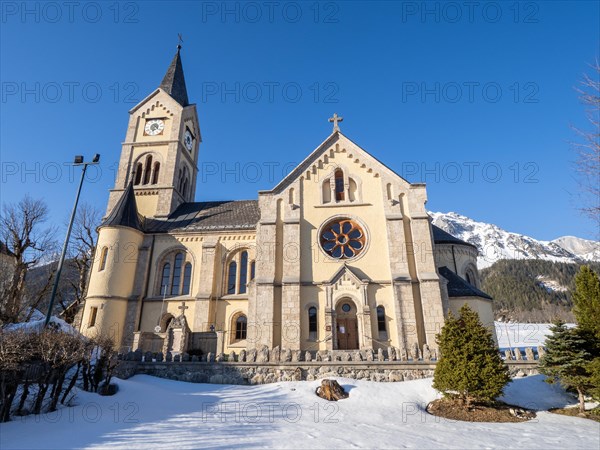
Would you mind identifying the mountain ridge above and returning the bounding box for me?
[430,211,600,269]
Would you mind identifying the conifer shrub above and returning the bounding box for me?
[572,265,600,339]
[539,321,594,413]
[433,304,510,407]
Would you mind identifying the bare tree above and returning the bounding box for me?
[0,196,56,324]
[573,62,600,233]
[62,203,101,323]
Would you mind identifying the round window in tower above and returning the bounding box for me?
[319,218,366,259]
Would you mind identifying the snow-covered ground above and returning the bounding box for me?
[1,375,598,449]
[2,309,76,334]
[495,322,556,349]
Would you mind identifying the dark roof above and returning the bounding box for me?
[438,266,492,300]
[160,46,189,107]
[101,183,143,231]
[142,201,483,242]
[431,224,477,249]
[145,200,260,233]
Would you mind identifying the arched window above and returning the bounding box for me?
[235,315,247,340]
[98,247,108,271]
[377,306,387,339]
[160,263,171,296]
[465,271,473,285]
[182,263,192,295]
[171,253,183,295]
[143,155,153,185]
[134,163,143,185]
[334,169,345,201]
[250,261,256,281]
[308,306,317,340]
[464,266,478,287]
[227,261,237,294]
[152,162,160,185]
[239,251,248,294]
[225,250,252,295]
[158,252,193,297]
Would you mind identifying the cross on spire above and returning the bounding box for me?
[329,113,343,132]
[177,33,184,49]
[178,301,188,315]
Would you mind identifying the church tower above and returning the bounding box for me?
[107,45,200,218]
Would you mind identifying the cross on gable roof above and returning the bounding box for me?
[266,131,414,195]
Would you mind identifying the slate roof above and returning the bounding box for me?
[438,266,492,300]
[431,224,477,249]
[101,183,144,231]
[145,200,260,233]
[143,200,481,245]
[160,46,189,107]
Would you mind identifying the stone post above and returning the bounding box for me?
[216,330,225,355]
[194,237,219,332]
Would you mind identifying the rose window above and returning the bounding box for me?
[320,218,366,259]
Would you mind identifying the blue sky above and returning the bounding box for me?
[1,1,599,240]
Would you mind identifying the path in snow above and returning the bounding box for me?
[1,375,598,449]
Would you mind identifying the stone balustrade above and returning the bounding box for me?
[113,345,542,385]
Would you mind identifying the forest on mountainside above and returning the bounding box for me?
[480,260,600,322]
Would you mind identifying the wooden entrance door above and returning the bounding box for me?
[337,317,359,350]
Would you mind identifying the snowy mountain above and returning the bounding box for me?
[430,211,600,269]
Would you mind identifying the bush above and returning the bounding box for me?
[0,328,115,422]
[433,304,510,407]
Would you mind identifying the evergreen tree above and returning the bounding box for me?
[572,265,600,338]
[539,321,593,413]
[433,304,510,407]
[588,358,600,403]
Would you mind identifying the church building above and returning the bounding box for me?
[80,47,494,356]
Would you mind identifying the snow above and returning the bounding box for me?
[429,211,600,269]
[493,322,575,350]
[535,275,568,293]
[552,236,600,259]
[1,375,598,449]
[2,310,77,334]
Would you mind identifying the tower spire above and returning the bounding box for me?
[160,44,189,106]
[102,181,143,231]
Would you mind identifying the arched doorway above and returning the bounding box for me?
[335,299,359,350]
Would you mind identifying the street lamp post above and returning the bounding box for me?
[44,154,100,328]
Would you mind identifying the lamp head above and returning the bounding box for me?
[74,155,84,164]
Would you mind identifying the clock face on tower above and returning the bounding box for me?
[184,129,194,151]
[144,119,165,136]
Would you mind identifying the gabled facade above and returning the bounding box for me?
[80,48,495,355]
